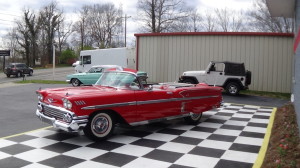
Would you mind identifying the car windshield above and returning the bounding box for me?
[88,67,103,73]
[95,72,138,88]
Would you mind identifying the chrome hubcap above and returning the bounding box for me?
[191,113,201,120]
[229,86,237,93]
[92,116,109,134]
[72,79,79,86]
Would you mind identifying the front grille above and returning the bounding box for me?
[43,105,66,120]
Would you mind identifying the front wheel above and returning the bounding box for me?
[71,78,81,86]
[6,74,10,78]
[184,113,202,125]
[29,70,33,76]
[225,82,240,96]
[84,112,115,141]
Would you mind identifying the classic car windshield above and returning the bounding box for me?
[88,67,103,73]
[95,72,138,88]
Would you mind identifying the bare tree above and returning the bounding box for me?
[15,12,31,65]
[201,11,216,32]
[39,1,63,65]
[137,0,190,33]
[3,28,21,63]
[231,10,244,32]
[73,5,91,50]
[56,20,73,61]
[171,9,202,32]
[87,3,123,48]
[24,9,40,66]
[190,10,202,32]
[215,8,244,32]
[247,0,293,33]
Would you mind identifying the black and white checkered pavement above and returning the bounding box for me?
[0,103,274,168]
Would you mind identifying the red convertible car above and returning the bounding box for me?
[36,68,223,141]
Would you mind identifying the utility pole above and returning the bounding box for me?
[124,14,131,47]
[53,43,56,80]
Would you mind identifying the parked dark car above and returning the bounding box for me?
[4,63,33,78]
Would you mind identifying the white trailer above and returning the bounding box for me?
[75,48,136,73]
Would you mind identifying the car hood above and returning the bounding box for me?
[42,86,118,99]
[183,70,206,76]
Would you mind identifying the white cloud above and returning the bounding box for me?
[0,0,253,43]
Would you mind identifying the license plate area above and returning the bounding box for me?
[41,116,54,125]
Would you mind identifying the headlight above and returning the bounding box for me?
[62,98,72,109]
[37,93,44,101]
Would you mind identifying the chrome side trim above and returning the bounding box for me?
[82,101,136,110]
[136,98,180,105]
[130,113,191,126]
[81,95,219,110]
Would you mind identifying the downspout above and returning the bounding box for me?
[136,36,139,70]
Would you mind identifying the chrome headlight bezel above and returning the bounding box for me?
[37,92,44,101]
[62,98,72,109]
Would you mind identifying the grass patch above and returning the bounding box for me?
[240,90,291,100]
[34,64,71,69]
[15,80,66,84]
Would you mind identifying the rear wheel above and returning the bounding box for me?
[182,78,197,84]
[84,112,115,141]
[29,70,33,76]
[225,82,240,96]
[6,74,10,78]
[184,113,202,125]
[71,78,81,86]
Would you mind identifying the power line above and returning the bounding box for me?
[0,22,13,25]
[0,12,21,17]
[0,18,15,23]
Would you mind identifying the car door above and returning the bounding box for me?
[205,63,227,86]
[83,67,104,85]
[134,86,181,122]
[23,64,30,74]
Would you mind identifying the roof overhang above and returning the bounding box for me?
[266,0,295,18]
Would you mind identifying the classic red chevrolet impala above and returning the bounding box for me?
[36,68,223,141]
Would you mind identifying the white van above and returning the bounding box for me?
[75,48,136,73]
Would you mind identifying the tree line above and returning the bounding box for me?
[0,0,293,67]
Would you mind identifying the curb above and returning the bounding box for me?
[252,107,277,168]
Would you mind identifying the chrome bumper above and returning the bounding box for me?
[66,80,70,83]
[220,101,224,107]
[36,108,88,132]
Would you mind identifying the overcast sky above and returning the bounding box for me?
[0,0,254,45]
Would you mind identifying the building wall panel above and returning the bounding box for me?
[136,33,293,93]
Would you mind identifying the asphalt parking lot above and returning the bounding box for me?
[0,83,288,168]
